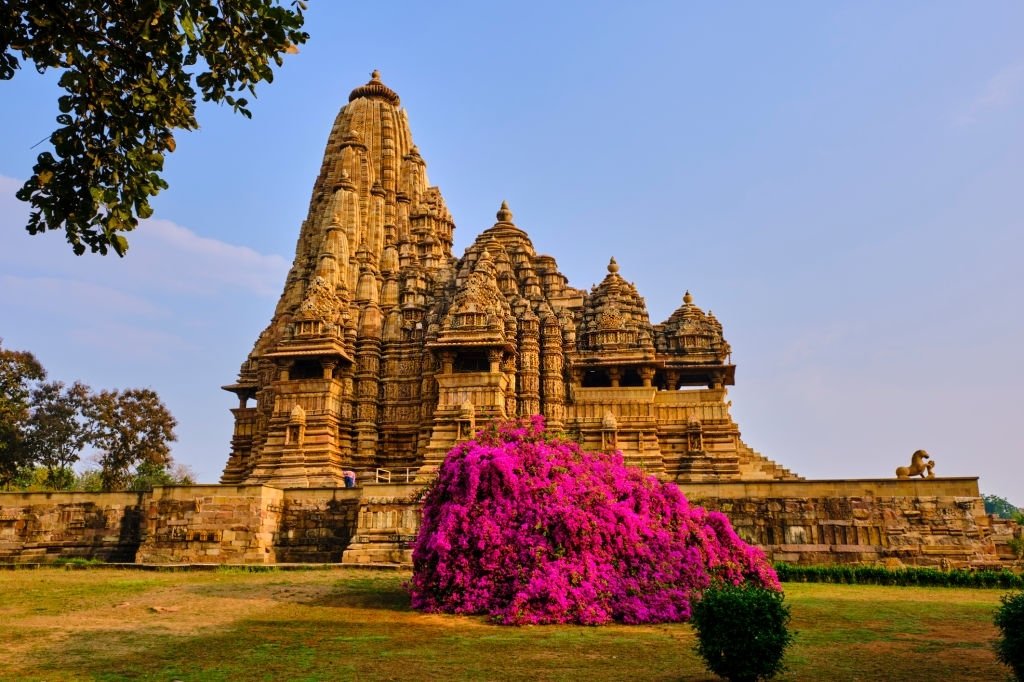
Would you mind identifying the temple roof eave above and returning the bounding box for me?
[263,338,355,365]
[221,382,257,396]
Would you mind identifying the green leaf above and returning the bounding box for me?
[110,234,129,256]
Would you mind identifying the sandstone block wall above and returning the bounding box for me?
[0,477,1011,568]
[276,488,360,562]
[681,478,996,567]
[0,491,144,563]
[136,485,284,564]
[341,484,424,565]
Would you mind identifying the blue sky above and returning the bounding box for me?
[1,2,1022,499]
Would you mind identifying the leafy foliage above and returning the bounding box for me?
[995,591,1024,680]
[0,338,46,487]
[0,339,180,491]
[691,585,794,682]
[410,416,779,625]
[127,460,195,490]
[774,563,1024,589]
[985,494,1022,520]
[85,388,177,490]
[0,0,308,255]
[23,380,92,487]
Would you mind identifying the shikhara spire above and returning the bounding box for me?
[221,73,798,487]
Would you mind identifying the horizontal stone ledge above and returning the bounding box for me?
[680,477,980,500]
[768,543,893,553]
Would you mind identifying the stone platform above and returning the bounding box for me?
[0,478,1015,568]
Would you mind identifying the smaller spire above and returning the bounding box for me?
[496,200,513,223]
[607,257,620,274]
[683,290,693,304]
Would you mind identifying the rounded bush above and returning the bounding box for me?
[996,590,1024,680]
[691,585,794,682]
[409,416,779,625]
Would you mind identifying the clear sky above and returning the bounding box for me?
[1,2,1021,499]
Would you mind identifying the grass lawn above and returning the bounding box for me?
[0,567,1009,681]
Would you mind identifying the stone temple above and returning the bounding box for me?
[220,70,799,488]
[1,72,1013,569]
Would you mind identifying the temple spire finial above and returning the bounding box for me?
[348,69,400,106]
[608,257,619,274]
[683,290,693,304]
[496,200,513,223]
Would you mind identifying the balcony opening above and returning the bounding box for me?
[454,351,489,373]
[621,368,643,387]
[582,369,611,387]
[291,359,322,380]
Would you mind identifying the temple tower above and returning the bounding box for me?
[222,72,800,487]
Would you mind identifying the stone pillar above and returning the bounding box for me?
[518,312,541,416]
[540,316,565,430]
[354,306,383,465]
[336,364,355,460]
[501,354,517,418]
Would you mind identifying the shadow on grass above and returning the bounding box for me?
[22,615,705,682]
[180,575,413,612]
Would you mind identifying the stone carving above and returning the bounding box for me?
[295,276,341,326]
[896,450,935,479]
[220,71,801,487]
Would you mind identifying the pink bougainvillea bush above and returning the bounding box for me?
[409,416,779,625]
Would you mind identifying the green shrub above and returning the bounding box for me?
[774,563,1024,589]
[691,585,794,682]
[996,591,1024,680]
[1009,537,1024,561]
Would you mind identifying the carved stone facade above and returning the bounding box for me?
[0,479,1014,568]
[221,71,798,487]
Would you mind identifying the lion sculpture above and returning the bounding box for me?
[896,450,935,479]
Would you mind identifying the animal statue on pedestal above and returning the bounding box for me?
[896,450,935,479]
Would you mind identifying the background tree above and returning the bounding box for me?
[985,494,1021,519]
[23,381,92,489]
[127,460,196,491]
[0,339,46,488]
[0,0,308,256]
[85,388,177,490]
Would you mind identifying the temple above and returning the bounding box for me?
[0,72,1005,571]
[220,71,798,487]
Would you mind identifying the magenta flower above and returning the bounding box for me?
[409,417,779,625]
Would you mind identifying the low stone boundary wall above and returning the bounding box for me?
[680,478,995,567]
[341,484,423,565]
[277,488,361,563]
[0,491,145,563]
[0,477,1010,567]
[136,485,285,564]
